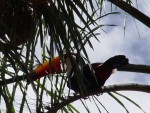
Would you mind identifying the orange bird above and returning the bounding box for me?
[28,54,129,93]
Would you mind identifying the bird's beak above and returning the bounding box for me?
[37,56,62,74]
[31,56,62,80]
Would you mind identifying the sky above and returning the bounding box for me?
[72,0,150,113]
[1,0,150,113]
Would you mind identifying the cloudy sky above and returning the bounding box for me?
[72,0,150,113]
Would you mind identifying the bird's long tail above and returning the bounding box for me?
[101,55,129,69]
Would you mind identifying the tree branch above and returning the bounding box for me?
[46,83,150,113]
[108,0,150,28]
[0,75,28,86]
[118,64,150,74]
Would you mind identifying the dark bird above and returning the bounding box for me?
[65,54,129,93]
[28,54,128,93]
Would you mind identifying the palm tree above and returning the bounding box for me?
[0,0,150,112]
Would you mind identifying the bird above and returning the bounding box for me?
[65,54,129,93]
[27,54,129,94]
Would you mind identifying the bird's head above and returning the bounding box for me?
[28,53,85,82]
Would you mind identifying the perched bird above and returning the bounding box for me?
[28,54,129,94]
[65,55,129,93]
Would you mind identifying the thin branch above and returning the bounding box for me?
[46,83,150,113]
[0,64,150,86]
[118,64,150,74]
[108,0,150,28]
[0,75,28,86]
